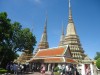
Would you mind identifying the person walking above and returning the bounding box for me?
[40,64,46,75]
[86,66,91,75]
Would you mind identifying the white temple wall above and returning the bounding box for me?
[90,63,94,75]
[79,63,94,75]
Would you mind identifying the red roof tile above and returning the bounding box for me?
[35,47,65,57]
[65,58,78,64]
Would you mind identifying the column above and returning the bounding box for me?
[90,63,94,75]
[81,64,85,75]
[48,64,51,71]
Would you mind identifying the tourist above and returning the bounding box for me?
[73,64,80,75]
[68,64,77,75]
[65,64,70,75]
[13,63,19,75]
[40,64,46,75]
[6,63,10,74]
[86,66,91,75]
[61,64,66,75]
[20,64,24,74]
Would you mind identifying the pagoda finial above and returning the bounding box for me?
[44,12,48,33]
[59,22,65,46]
[68,0,73,23]
[40,15,47,42]
[69,0,71,8]
[37,14,49,50]
[66,0,77,36]
[62,21,64,35]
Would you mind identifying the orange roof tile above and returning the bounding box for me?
[29,57,77,64]
[65,58,78,64]
[35,47,65,57]
[29,57,64,63]
[44,57,64,63]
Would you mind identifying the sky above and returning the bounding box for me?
[0,0,100,59]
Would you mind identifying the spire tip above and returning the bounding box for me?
[69,0,71,8]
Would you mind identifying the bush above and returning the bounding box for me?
[0,68,7,74]
[54,72,60,75]
[54,66,59,72]
[96,58,100,69]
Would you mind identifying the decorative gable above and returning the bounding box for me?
[64,46,72,58]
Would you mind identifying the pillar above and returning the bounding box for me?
[90,63,94,75]
[81,64,85,75]
[48,64,51,71]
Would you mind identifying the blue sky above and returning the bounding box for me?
[0,0,100,59]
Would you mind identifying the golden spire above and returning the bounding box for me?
[59,22,65,46]
[66,0,77,36]
[40,15,48,42]
[68,0,73,23]
[44,15,47,33]
[62,22,64,35]
[38,14,49,50]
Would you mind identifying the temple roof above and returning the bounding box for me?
[35,45,68,57]
[84,55,91,60]
[29,45,77,63]
[29,57,77,63]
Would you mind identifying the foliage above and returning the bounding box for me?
[94,52,100,60]
[96,58,100,69]
[0,12,37,68]
[0,12,13,68]
[54,66,59,72]
[0,68,7,74]
[54,72,60,75]
[11,22,36,53]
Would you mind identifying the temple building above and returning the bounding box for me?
[30,45,77,63]
[59,0,85,62]
[29,0,95,75]
[34,0,85,62]
[15,50,33,64]
[17,0,96,75]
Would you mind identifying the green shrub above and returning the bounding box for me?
[0,68,4,70]
[54,72,60,75]
[96,58,100,69]
[54,66,59,72]
[0,69,7,74]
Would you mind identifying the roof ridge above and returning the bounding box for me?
[38,45,68,52]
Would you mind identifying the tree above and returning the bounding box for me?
[96,58,100,69]
[0,12,37,68]
[11,24,37,53]
[94,52,100,60]
[0,12,15,68]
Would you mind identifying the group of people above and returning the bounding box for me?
[56,64,80,75]
[39,63,80,75]
[6,62,29,75]
[6,62,91,75]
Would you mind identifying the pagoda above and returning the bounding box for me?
[15,50,33,64]
[59,23,65,46]
[35,16,49,53]
[59,0,86,62]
